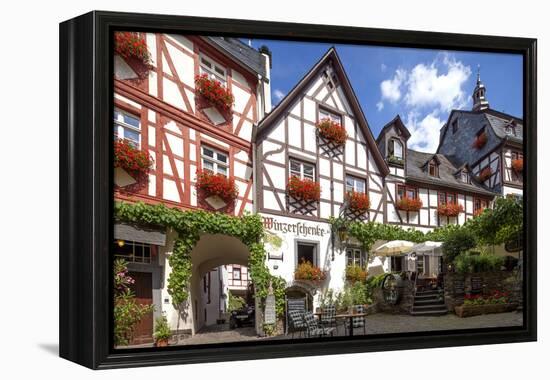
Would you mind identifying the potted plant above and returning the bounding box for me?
[396,196,423,212]
[294,259,326,285]
[346,191,370,214]
[478,167,492,182]
[287,175,321,202]
[153,315,172,347]
[114,32,152,77]
[195,169,239,204]
[194,73,235,113]
[472,131,488,149]
[345,265,367,284]
[114,138,154,185]
[437,203,464,217]
[316,118,348,146]
[511,158,523,174]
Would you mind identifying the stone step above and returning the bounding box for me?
[414,298,446,306]
[411,304,448,312]
[410,309,448,316]
[414,294,441,301]
[415,289,442,296]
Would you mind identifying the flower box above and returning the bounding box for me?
[437,203,464,217]
[511,158,523,173]
[294,261,326,283]
[287,176,321,202]
[114,32,152,77]
[478,167,492,182]
[316,118,348,146]
[195,74,234,113]
[114,138,154,186]
[346,191,370,214]
[345,265,367,283]
[396,196,423,212]
[454,303,518,318]
[195,169,238,203]
[387,155,405,166]
[472,132,488,149]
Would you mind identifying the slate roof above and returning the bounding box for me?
[206,37,267,79]
[484,111,523,143]
[406,149,497,196]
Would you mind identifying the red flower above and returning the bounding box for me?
[316,118,348,146]
[194,74,234,112]
[396,196,423,211]
[287,176,321,202]
[511,158,523,173]
[478,167,492,182]
[114,32,151,65]
[294,260,326,281]
[472,132,488,149]
[437,203,464,217]
[195,169,238,203]
[114,138,154,179]
[346,191,370,213]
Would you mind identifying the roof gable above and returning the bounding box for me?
[254,48,389,175]
[376,115,411,143]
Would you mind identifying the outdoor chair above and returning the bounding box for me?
[303,311,335,338]
[287,309,307,338]
[319,305,336,329]
[345,305,367,335]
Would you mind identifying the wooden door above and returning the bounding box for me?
[128,271,153,345]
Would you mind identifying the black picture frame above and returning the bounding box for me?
[59,10,537,369]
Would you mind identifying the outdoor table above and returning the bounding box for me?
[315,312,368,337]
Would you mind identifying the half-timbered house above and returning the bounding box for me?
[253,48,389,304]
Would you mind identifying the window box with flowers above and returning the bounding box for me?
[287,176,321,202]
[195,169,239,205]
[511,158,523,174]
[345,265,367,284]
[294,260,326,286]
[346,191,370,214]
[114,138,154,191]
[396,196,423,212]
[316,118,348,147]
[455,291,517,318]
[194,74,235,115]
[114,32,152,78]
[437,203,464,217]
[472,131,488,149]
[478,167,492,182]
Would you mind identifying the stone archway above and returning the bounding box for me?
[188,233,252,335]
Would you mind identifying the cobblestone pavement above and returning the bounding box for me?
[167,311,523,346]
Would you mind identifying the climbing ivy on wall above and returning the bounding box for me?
[115,201,286,317]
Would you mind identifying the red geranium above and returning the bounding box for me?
[316,118,348,146]
[511,158,523,173]
[478,167,492,182]
[396,196,423,211]
[114,138,154,179]
[194,74,234,112]
[287,176,321,202]
[472,132,488,149]
[195,169,238,203]
[474,208,486,217]
[294,260,326,281]
[114,32,151,65]
[346,191,370,213]
[437,203,464,217]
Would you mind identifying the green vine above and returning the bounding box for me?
[114,201,286,318]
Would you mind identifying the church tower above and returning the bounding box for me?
[472,66,490,111]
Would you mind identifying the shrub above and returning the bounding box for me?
[195,169,238,203]
[396,196,423,211]
[153,315,172,341]
[442,228,477,263]
[294,260,326,281]
[453,252,504,274]
[463,290,510,305]
[287,176,321,201]
[437,203,464,217]
[346,191,370,213]
[195,73,234,112]
[227,290,246,312]
[316,118,348,146]
[345,265,367,283]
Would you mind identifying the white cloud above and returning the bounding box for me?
[380,68,407,103]
[376,101,384,111]
[404,54,471,112]
[273,89,285,102]
[406,111,445,153]
[381,63,387,72]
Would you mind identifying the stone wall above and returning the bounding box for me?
[444,271,520,312]
[374,279,415,314]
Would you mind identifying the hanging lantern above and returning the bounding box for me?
[337,225,349,244]
[117,239,125,247]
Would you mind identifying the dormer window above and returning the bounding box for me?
[388,139,404,163]
[428,161,438,177]
[460,171,469,183]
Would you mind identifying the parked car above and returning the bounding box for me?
[229,305,255,329]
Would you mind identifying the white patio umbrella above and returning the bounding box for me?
[374,240,415,256]
[410,241,443,256]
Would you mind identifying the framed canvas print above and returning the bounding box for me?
[59,11,537,369]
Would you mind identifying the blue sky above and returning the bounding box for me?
[247,39,523,153]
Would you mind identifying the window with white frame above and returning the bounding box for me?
[201,146,229,176]
[460,170,469,183]
[388,139,404,159]
[199,54,227,85]
[289,159,315,181]
[319,108,342,124]
[114,108,141,147]
[346,248,366,269]
[113,240,152,264]
[345,175,366,194]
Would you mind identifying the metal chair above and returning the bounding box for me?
[303,311,335,338]
[287,309,306,338]
[346,305,367,335]
[319,305,336,329]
